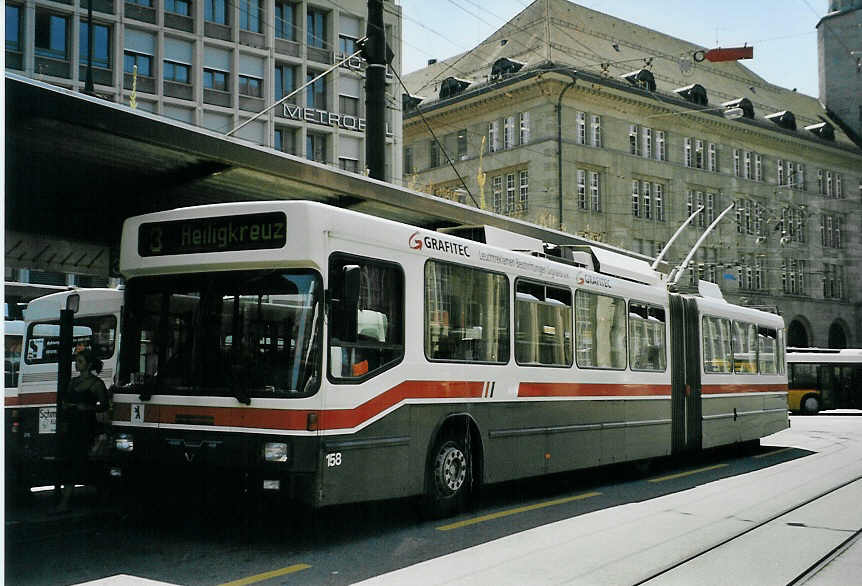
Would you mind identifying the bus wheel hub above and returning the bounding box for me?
[435,444,466,494]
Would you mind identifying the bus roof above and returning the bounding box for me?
[787,348,862,363]
[23,288,123,321]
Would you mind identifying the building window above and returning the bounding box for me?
[274,63,295,100]
[708,143,717,172]
[518,170,528,212]
[274,127,295,154]
[643,182,651,220]
[339,158,359,173]
[240,0,262,33]
[631,180,640,218]
[577,170,586,210]
[457,129,467,160]
[165,0,191,16]
[591,115,602,147]
[493,175,503,213]
[203,68,228,91]
[503,116,515,149]
[576,112,586,145]
[643,127,653,159]
[744,151,752,179]
[755,154,762,181]
[590,171,601,212]
[488,120,499,153]
[35,12,69,60]
[306,72,326,109]
[695,140,704,169]
[630,125,641,156]
[6,5,22,53]
[697,191,706,227]
[339,93,359,116]
[656,130,666,161]
[205,0,229,24]
[338,14,360,56]
[684,137,692,167]
[733,149,740,177]
[836,173,842,197]
[306,132,326,163]
[429,140,440,168]
[826,171,834,197]
[519,112,530,145]
[777,159,786,186]
[124,51,152,77]
[274,1,295,40]
[796,164,806,191]
[506,173,516,213]
[239,74,262,97]
[655,183,665,222]
[163,60,190,83]
[404,146,413,173]
[307,7,327,49]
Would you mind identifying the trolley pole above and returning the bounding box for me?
[53,308,74,499]
[365,0,387,181]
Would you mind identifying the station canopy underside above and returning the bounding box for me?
[5,73,629,266]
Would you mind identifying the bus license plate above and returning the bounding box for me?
[39,407,56,434]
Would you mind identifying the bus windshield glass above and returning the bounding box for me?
[120,270,323,399]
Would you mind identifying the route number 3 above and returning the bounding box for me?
[326,452,342,467]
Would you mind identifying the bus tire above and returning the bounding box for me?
[802,395,820,415]
[425,427,471,518]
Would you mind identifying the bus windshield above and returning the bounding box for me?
[120,270,323,399]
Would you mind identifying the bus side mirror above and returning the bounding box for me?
[332,265,360,343]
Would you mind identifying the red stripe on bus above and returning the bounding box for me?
[118,380,485,431]
[518,383,671,397]
[702,384,788,395]
[5,392,58,406]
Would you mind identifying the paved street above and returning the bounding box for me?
[5,414,862,585]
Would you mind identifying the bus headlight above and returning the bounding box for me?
[115,434,135,453]
[263,442,288,463]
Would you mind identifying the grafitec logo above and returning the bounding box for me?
[408,231,423,250]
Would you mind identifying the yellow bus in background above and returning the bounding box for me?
[786,348,862,414]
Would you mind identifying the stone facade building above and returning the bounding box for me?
[5,0,403,183]
[818,0,862,143]
[403,0,862,348]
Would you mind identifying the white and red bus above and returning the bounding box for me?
[5,289,122,495]
[111,201,788,515]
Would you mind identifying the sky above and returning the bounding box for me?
[399,0,827,98]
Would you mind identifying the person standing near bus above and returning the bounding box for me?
[56,349,109,512]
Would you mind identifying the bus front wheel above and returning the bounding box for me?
[425,427,471,518]
[802,395,820,415]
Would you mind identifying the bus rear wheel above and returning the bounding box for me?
[802,395,820,415]
[425,428,471,518]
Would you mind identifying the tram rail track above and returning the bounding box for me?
[635,475,862,585]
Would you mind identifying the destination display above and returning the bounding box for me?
[138,212,287,256]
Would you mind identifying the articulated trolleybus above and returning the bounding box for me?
[112,201,788,514]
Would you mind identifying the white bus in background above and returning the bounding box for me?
[109,201,788,517]
[5,288,122,496]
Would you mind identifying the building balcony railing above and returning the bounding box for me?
[6,50,24,71]
[239,29,265,50]
[165,12,194,33]
[79,65,113,86]
[35,55,71,78]
[239,95,265,112]
[204,21,232,41]
[81,0,115,14]
[123,72,155,93]
[164,80,193,100]
[307,46,331,65]
[275,38,300,57]
[203,87,232,107]
[125,2,156,23]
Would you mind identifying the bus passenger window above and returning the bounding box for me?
[733,321,757,374]
[515,280,572,367]
[575,290,626,369]
[757,327,778,374]
[328,254,404,381]
[629,302,666,371]
[424,261,508,363]
[702,316,732,373]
